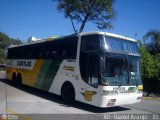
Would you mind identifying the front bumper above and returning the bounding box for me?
[98,93,142,108]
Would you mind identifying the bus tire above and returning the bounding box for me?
[61,82,75,103]
[17,73,22,85]
[12,72,17,82]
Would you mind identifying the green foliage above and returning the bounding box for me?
[154,56,160,81]
[0,32,23,64]
[143,29,160,54]
[140,29,160,93]
[140,46,155,79]
[140,43,160,93]
[57,0,116,33]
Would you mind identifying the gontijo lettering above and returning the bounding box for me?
[17,61,31,67]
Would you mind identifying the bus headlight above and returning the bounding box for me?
[103,90,110,95]
[103,90,118,95]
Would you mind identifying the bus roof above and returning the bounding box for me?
[9,31,136,48]
[8,34,77,48]
[78,31,136,42]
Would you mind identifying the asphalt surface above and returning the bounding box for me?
[0,71,160,120]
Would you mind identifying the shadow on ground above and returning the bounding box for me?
[0,78,130,113]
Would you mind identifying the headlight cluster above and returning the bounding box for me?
[103,90,118,95]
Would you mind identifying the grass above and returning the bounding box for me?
[142,96,160,101]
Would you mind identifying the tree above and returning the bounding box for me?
[139,46,160,93]
[140,46,156,79]
[0,32,23,64]
[57,0,116,33]
[139,29,160,94]
[143,29,160,54]
[139,44,160,93]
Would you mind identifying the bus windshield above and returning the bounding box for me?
[103,36,138,54]
[128,55,142,85]
[101,53,142,86]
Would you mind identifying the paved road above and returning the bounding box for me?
[0,71,160,120]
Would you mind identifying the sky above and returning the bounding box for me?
[0,0,160,41]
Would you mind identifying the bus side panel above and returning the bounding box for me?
[6,67,14,80]
[6,59,63,92]
[49,60,77,96]
[22,59,44,87]
[34,59,62,91]
[19,59,62,91]
[6,59,44,86]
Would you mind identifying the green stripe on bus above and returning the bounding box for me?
[34,60,52,88]
[40,59,62,91]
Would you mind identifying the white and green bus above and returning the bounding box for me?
[6,31,143,107]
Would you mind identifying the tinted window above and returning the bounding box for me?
[7,36,78,59]
[80,53,100,88]
[81,35,100,51]
[7,47,25,59]
[32,44,44,59]
[44,41,58,59]
[7,44,44,59]
[7,48,15,59]
[58,36,78,59]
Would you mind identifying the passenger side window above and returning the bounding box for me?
[45,41,58,59]
[59,37,78,59]
[27,44,41,59]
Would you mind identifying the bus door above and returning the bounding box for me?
[78,53,100,105]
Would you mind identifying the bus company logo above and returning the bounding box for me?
[17,61,32,67]
[81,91,97,101]
[1,114,7,120]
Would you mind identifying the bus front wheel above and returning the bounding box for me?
[61,82,75,103]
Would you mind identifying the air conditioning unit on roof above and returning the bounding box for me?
[27,36,40,43]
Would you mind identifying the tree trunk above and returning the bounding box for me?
[79,21,86,33]
[79,14,89,33]
[69,16,77,34]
